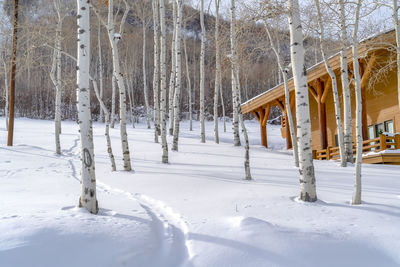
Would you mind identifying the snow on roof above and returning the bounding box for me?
[241,29,395,107]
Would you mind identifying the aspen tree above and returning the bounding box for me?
[1,52,8,130]
[160,0,169,163]
[92,0,132,171]
[263,21,299,167]
[172,0,183,151]
[393,0,400,111]
[152,0,161,143]
[91,77,116,171]
[339,0,354,163]
[183,23,193,132]
[352,0,363,205]
[169,0,177,136]
[315,0,346,167]
[98,21,105,123]
[50,0,64,155]
[135,0,152,129]
[214,0,221,144]
[230,0,241,146]
[77,0,98,214]
[110,74,116,128]
[200,0,206,143]
[287,0,317,202]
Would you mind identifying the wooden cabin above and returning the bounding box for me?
[241,30,400,164]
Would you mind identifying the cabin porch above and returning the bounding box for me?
[314,134,400,165]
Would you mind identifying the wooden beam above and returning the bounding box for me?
[360,54,376,140]
[258,108,267,147]
[290,93,295,109]
[275,100,285,112]
[251,111,260,122]
[285,112,292,149]
[316,78,328,149]
[321,77,332,104]
[262,104,270,126]
[308,85,318,102]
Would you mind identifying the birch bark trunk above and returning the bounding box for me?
[91,77,116,171]
[50,4,63,155]
[169,1,177,136]
[111,74,116,128]
[352,0,363,205]
[77,0,98,214]
[264,22,299,167]
[142,23,151,129]
[219,70,226,132]
[200,0,206,143]
[339,0,354,163]
[214,0,221,144]
[183,25,192,132]
[287,0,317,202]
[315,0,346,167]
[160,0,169,163]
[172,0,183,151]
[106,0,132,171]
[393,0,400,112]
[98,22,104,123]
[152,0,161,143]
[2,57,8,130]
[230,0,241,146]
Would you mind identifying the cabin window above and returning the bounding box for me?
[375,123,384,137]
[368,126,375,139]
[384,120,394,134]
[334,134,338,147]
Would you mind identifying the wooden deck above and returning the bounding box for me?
[313,134,400,165]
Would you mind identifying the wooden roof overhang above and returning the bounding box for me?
[241,30,396,115]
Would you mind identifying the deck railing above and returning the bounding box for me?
[314,134,400,160]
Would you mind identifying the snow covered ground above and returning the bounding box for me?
[0,118,399,267]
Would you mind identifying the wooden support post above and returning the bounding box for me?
[326,146,331,160]
[7,0,19,147]
[316,79,327,149]
[395,134,400,149]
[379,134,387,151]
[259,108,267,148]
[264,105,271,148]
[360,54,376,140]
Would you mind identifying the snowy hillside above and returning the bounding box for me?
[0,118,399,267]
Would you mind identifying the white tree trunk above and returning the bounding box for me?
[287,0,317,202]
[111,74,116,128]
[230,0,241,146]
[219,70,226,132]
[50,9,63,155]
[315,0,346,167]
[3,58,8,131]
[77,0,98,214]
[352,0,363,205]
[183,26,193,132]
[169,1,177,136]
[393,0,400,112]
[107,0,132,171]
[152,0,161,143]
[214,0,221,144]
[142,24,151,129]
[160,0,169,163]
[200,0,206,143]
[264,22,299,167]
[172,0,183,151]
[91,77,116,171]
[98,21,104,123]
[339,0,354,163]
